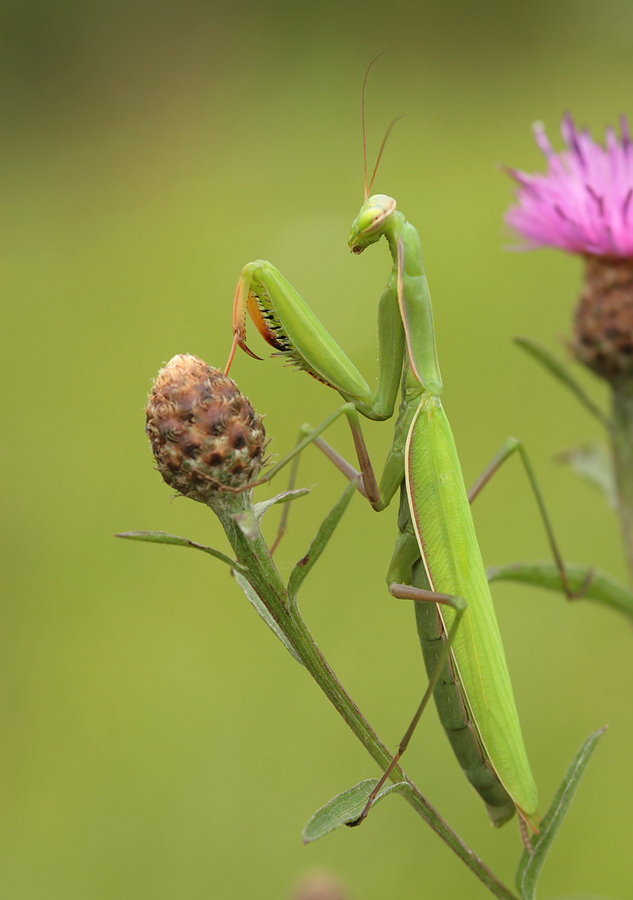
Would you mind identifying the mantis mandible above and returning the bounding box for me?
[223,67,578,838]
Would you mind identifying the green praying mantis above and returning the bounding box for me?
[223,77,582,841]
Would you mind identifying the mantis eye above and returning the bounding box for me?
[357,207,384,234]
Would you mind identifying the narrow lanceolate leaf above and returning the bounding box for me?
[556,443,616,509]
[288,479,358,601]
[232,570,302,664]
[302,779,408,844]
[515,728,606,900]
[514,336,611,429]
[252,488,310,522]
[487,561,633,623]
[116,531,246,573]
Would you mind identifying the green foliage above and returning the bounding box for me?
[116,530,244,572]
[516,729,606,900]
[487,562,633,622]
[302,779,408,843]
[232,569,303,663]
[556,443,616,509]
[514,337,611,429]
[288,479,358,601]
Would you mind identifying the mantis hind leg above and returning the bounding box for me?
[468,437,592,599]
[350,561,468,826]
[384,529,517,829]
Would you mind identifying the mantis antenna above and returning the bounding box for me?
[362,52,404,199]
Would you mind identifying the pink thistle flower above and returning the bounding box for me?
[505,113,633,257]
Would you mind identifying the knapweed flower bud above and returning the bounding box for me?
[145,354,266,507]
[574,256,633,382]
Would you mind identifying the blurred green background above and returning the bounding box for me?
[3,1,633,897]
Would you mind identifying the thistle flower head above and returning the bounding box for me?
[145,355,266,507]
[505,114,633,256]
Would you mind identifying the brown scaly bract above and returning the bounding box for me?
[574,256,633,381]
[146,354,266,503]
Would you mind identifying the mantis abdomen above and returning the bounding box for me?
[414,593,517,827]
[406,394,539,831]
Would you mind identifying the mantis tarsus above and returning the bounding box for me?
[223,84,580,840]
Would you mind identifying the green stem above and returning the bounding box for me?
[216,503,518,900]
[611,382,633,580]
[284,605,520,900]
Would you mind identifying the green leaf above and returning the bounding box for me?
[302,778,408,843]
[116,531,245,573]
[514,336,611,430]
[232,570,302,664]
[556,442,616,509]
[288,479,358,601]
[487,561,633,622]
[252,488,310,522]
[515,728,606,900]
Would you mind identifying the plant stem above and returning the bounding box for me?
[611,381,633,579]
[285,604,519,900]
[216,504,519,900]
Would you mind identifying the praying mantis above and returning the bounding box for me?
[223,76,579,840]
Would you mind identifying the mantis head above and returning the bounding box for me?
[348,194,397,254]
